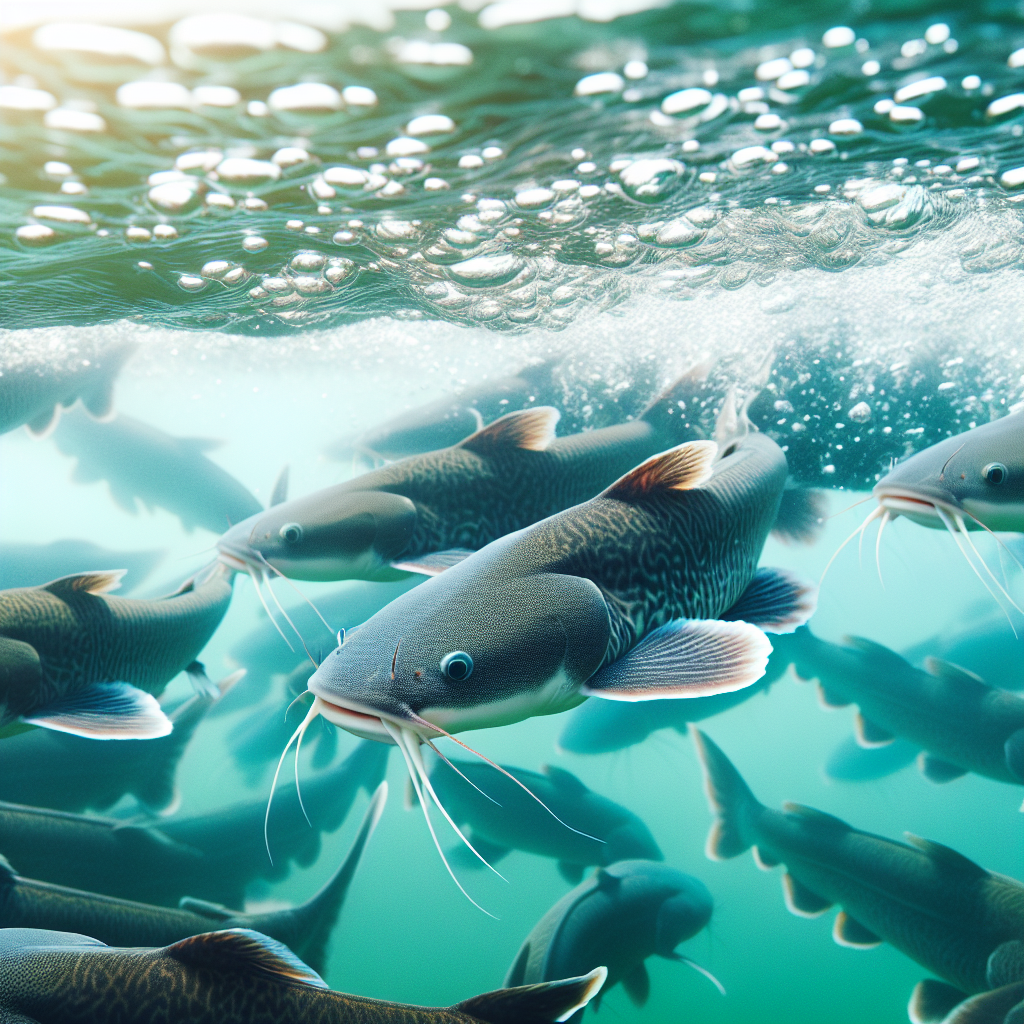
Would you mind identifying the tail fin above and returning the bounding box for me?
[81,340,137,420]
[639,361,715,443]
[244,782,387,974]
[691,728,762,860]
[455,967,607,1024]
[130,670,244,813]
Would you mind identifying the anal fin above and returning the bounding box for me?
[782,873,833,918]
[817,682,851,709]
[855,712,895,748]
[26,683,173,739]
[908,979,969,1024]
[721,567,817,634]
[832,911,882,949]
[917,753,968,784]
[752,845,781,871]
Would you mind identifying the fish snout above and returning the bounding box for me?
[871,482,960,528]
[655,882,715,953]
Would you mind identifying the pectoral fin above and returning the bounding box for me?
[26,683,173,739]
[782,873,833,918]
[184,661,220,699]
[557,861,585,885]
[855,712,895,748]
[390,549,474,576]
[908,979,969,1024]
[622,961,650,1007]
[772,487,827,544]
[988,940,1024,989]
[918,753,968,784]
[721,567,817,634]
[832,911,881,949]
[581,619,772,700]
[178,897,234,920]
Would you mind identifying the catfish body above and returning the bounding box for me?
[505,861,714,1017]
[788,628,1024,788]
[0,568,233,737]
[0,341,134,437]
[0,927,605,1024]
[694,730,1024,998]
[53,407,262,534]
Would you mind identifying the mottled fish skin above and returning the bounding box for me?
[0,928,605,1024]
[694,730,1024,996]
[237,370,711,582]
[788,627,1024,788]
[0,740,388,908]
[0,341,135,437]
[0,567,233,724]
[308,429,788,735]
[505,860,713,1016]
[327,359,561,462]
[52,407,263,534]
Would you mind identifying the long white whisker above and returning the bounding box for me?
[821,506,884,589]
[403,730,507,881]
[249,568,294,652]
[263,571,309,648]
[958,508,1024,576]
[293,703,318,828]
[874,510,890,589]
[955,513,1024,617]
[936,508,1017,633]
[675,955,727,996]
[425,739,502,807]
[256,551,334,635]
[264,702,317,865]
[382,719,496,918]
[407,713,602,844]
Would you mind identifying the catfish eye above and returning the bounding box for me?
[279,522,303,544]
[982,462,1007,486]
[440,651,473,681]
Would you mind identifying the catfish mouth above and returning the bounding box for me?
[872,486,961,527]
[311,692,412,744]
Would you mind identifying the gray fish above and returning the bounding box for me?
[787,627,1024,791]
[217,366,749,585]
[0,927,605,1024]
[693,729,1024,1006]
[0,782,386,976]
[426,756,662,883]
[52,405,263,534]
[0,340,135,437]
[0,670,241,814]
[823,735,921,783]
[834,410,1024,617]
[0,567,234,739]
[325,358,561,463]
[505,860,720,1019]
[0,540,164,594]
[557,630,799,755]
[0,739,388,908]
[302,421,815,903]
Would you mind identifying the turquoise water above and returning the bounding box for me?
[2,2,1024,1022]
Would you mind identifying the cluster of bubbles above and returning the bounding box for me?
[1,3,1023,333]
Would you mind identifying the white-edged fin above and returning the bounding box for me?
[602,440,717,501]
[391,549,475,576]
[917,752,968,784]
[855,712,895,749]
[721,567,817,634]
[582,619,772,700]
[456,966,608,1024]
[458,406,560,454]
[164,929,326,988]
[26,683,173,740]
[27,403,61,438]
[782,873,833,918]
[689,728,761,861]
[41,569,126,596]
[908,979,970,1024]
[832,911,882,949]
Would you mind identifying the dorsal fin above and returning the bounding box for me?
[164,929,327,988]
[923,657,989,688]
[542,765,588,795]
[0,853,17,884]
[42,570,126,596]
[781,802,852,833]
[843,635,911,670]
[904,834,988,879]
[602,440,717,501]
[269,465,290,507]
[458,407,559,454]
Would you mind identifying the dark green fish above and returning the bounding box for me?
[0,340,135,437]
[427,757,661,883]
[0,927,605,1024]
[506,860,719,1019]
[0,782,386,975]
[0,670,241,814]
[325,359,561,463]
[693,729,1024,1010]
[0,740,388,908]
[53,406,263,534]
[0,567,234,739]
[217,367,730,583]
[787,627,1024,791]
